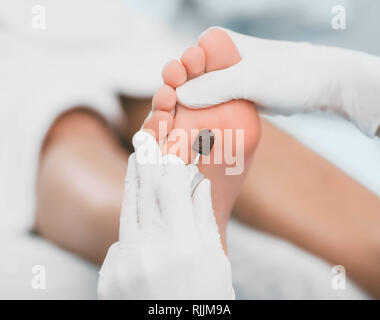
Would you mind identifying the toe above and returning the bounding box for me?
[143,110,173,142]
[198,27,241,72]
[152,85,176,113]
[162,59,187,88]
[180,46,206,80]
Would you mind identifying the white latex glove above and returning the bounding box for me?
[97,131,235,300]
[177,27,380,137]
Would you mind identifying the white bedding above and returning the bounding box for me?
[0,114,373,299]
[1,0,378,299]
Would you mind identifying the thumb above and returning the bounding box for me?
[176,62,245,109]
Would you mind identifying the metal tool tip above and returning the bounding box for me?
[192,129,215,156]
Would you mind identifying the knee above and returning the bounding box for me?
[35,110,121,244]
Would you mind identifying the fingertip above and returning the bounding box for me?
[132,129,163,166]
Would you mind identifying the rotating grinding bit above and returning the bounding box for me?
[191,129,216,164]
[188,129,216,196]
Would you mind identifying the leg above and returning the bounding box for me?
[35,109,129,264]
[234,119,380,298]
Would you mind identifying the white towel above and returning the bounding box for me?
[0,0,189,230]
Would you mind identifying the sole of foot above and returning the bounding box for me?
[144,28,261,250]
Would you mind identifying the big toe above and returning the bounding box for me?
[198,27,241,72]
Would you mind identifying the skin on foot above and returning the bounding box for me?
[144,28,261,250]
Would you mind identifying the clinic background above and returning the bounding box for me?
[1,0,380,299]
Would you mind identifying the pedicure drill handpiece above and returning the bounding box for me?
[188,129,215,196]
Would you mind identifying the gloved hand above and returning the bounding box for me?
[97,130,235,300]
[177,27,380,137]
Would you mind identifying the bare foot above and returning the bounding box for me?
[144,28,261,250]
